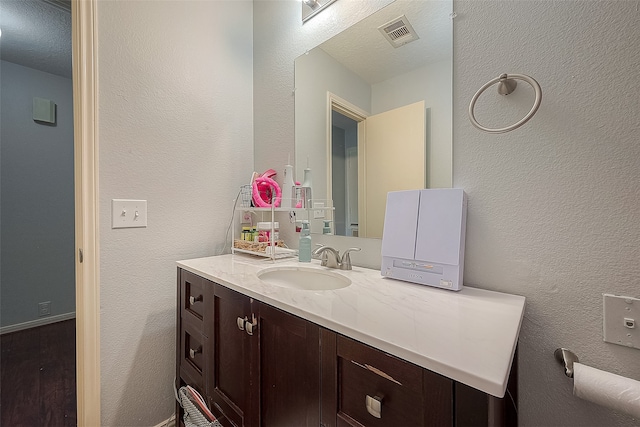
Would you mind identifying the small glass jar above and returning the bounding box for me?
[241,226,251,241]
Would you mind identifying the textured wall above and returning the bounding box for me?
[97,1,253,425]
[0,60,75,328]
[254,0,640,425]
[454,2,639,425]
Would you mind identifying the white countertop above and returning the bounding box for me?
[177,254,525,398]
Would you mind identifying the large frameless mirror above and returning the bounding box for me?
[294,0,453,238]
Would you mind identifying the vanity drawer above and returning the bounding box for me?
[180,269,212,337]
[337,336,424,427]
[179,316,208,391]
[336,336,453,427]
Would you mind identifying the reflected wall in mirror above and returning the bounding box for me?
[295,0,453,238]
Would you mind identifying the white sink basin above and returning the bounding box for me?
[257,266,351,291]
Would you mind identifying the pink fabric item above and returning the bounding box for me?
[252,175,282,208]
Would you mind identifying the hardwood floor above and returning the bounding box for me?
[1,319,76,427]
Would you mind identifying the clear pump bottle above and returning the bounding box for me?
[298,221,311,262]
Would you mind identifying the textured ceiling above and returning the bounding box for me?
[0,0,72,78]
[319,1,452,85]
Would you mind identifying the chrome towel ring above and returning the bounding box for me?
[468,73,542,134]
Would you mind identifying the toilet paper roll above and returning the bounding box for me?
[573,362,640,418]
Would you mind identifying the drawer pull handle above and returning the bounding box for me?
[245,314,258,336]
[366,395,383,419]
[189,295,203,305]
[237,317,246,331]
[189,346,202,359]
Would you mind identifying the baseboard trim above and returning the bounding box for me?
[153,414,176,427]
[0,312,76,335]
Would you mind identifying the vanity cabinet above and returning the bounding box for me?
[176,268,517,427]
[177,268,325,427]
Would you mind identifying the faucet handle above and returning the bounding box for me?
[312,244,328,266]
[340,247,361,270]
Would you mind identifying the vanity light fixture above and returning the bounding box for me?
[303,0,319,8]
[302,0,337,23]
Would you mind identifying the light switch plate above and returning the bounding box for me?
[112,199,147,229]
[603,294,639,349]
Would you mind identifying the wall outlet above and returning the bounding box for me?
[313,202,325,219]
[603,294,639,350]
[39,301,51,317]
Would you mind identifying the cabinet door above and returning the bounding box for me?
[211,284,258,427]
[257,302,321,427]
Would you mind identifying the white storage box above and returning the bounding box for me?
[381,189,467,291]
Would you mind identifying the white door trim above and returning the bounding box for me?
[72,0,100,425]
[326,92,368,227]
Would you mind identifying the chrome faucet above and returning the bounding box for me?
[312,245,361,270]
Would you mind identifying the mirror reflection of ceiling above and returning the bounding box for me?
[0,0,72,78]
[319,0,452,85]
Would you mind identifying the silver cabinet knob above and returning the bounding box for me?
[366,394,383,418]
[237,316,246,331]
[189,295,202,305]
[245,316,258,336]
[189,346,202,359]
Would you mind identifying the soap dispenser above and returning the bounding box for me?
[322,220,333,235]
[298,221,311,262]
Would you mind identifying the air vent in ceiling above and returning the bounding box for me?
[378,15,420,48]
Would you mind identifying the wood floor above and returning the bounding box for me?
[1,319,76,427]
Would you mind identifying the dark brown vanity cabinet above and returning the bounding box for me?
[177,268,325,427]
[176,268,517,427]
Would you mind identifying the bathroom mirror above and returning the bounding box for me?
[295,0,453,238]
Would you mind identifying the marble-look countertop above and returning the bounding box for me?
[177,254,525,398]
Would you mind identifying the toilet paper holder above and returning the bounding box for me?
[555,348,580,378]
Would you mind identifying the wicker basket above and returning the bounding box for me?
[233,239,285,254]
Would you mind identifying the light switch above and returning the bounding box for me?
[603,294,639,350]
[111,199,147,229]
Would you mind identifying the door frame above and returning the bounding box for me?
[326,92,368,234]
[72,0,100,425]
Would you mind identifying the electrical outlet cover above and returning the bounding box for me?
[38,301,51,317]
[313,202,325,219]
[603,294,639,349]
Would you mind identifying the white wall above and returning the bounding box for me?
[295,47,371,209]
[97,1,253,425]
[253,0,640,426]
[0,60,75,328]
